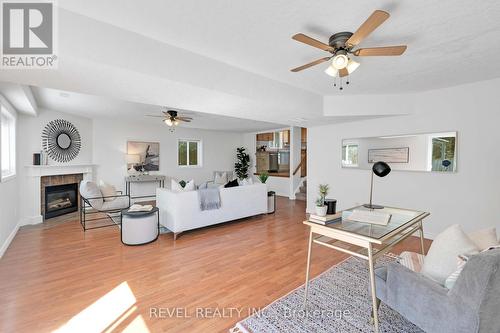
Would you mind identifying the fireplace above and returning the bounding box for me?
[44,183,79,219]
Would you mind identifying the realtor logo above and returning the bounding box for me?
[1,0,57,68]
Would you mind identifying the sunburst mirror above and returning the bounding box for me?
[41,119,81,163]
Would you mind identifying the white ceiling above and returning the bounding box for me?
[1,1,499,126]
[58,0,500,95]
[31,87,286,132]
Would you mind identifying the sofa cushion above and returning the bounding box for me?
[214,172,227,185]
[101,196,129,211]
[421,224,479,285]
[99,180,116,202]
[224,179,239,188]
[468,227,499,251]
[79,180,103,210]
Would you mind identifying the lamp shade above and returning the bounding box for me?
[126,154,140,164]
[372,161,391,177]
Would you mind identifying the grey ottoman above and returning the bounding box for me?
[121,207,159,245]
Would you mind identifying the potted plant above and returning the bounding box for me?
[315,184,329,216]
[234,147,250,180]
[258,171,269,184]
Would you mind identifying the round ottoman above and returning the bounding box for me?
[121,207,159,245]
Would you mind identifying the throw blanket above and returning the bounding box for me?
[197,187,221,211]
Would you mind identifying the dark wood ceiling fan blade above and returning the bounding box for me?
[339,68,349,77]
[176,118,191,123]
[291,57,331,72]
[176,116,193,121]
[346,10,390,47]
[146,115,166,118]
[292,33,334,52]
[353,45,407,56]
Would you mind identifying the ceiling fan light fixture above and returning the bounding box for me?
[346,59,360,74]
[164,118,173,126]
[331,52,349,69]
[174,120,179,126]
[324,65,339,77]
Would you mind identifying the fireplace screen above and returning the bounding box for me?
[45,183,78,219]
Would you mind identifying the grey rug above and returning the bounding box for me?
[231,256,423,333]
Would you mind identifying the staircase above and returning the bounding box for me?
[295,179,307,201]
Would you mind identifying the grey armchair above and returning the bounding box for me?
[374,249,500,333]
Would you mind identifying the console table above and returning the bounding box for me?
[303,205,430,333]
[125,175,166,200]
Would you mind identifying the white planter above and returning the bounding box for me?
[315,205,327,217]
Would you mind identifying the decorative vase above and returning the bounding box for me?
[315,205,327,217]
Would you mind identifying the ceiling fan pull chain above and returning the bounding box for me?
[339,78,343,91]
[333,77,337,87]
[346,75,350,85]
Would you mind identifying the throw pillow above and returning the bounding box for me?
[239,177,254,186]
[79,180,103,210]
[224,179,239,188]
[171,179,196,192]
[444,255,469,289]
[99,180,116,202]
[421,224,479,285]
[468,227,499,251]
[214,172,227,185]
[398,251,425,273]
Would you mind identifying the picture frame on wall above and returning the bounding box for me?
[368,147,409,163]
[127,141,160,171]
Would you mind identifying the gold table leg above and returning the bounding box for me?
[419,221,425,255]
[368,243,379,333]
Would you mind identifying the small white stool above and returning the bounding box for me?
[121,207,159,245]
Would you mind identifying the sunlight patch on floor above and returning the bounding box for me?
[53,282,146,333]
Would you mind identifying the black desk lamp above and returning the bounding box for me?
[364,161,391,209]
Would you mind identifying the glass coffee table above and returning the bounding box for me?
[303,205,430,333]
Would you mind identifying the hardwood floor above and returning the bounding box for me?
[0,198,431,333]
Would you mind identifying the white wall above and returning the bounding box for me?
[309,79,500,238]
[0,95,19,257]
[92,118,244,197]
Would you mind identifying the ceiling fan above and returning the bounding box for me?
[146,109,193,127]
[291,10,407,90]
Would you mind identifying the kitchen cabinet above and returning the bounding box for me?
[283,130,290,145]
[256,152,269,173]
[256,132,273,141]
[301,128,307,143]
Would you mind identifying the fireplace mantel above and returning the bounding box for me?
[25,164,95,177]
[21,164,95,225]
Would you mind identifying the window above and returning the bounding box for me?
[342,144,358,167]
[430,135,456,172]
[1,105,16,181]
[178,139,202,167]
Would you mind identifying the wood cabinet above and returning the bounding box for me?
[301,128,307,144]
[283,130,290,145]
[256,152,269,173]
[256,132,274,141]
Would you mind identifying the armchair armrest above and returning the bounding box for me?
[384,262,477,333]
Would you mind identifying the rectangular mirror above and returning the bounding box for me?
[342,132,457,172]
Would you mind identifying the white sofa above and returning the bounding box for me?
[156,183,267,239]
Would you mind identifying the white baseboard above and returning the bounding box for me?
[0,221,20,258]
[20,215,43,226]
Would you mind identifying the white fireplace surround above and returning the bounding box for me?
[22,164,95,225]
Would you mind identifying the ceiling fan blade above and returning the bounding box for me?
[146,115,166,118]
[346,10,390,47]
[353,45,407,56]
[339,68,349,77]
[292,33,334,52]
[291,57,331,72]
[176,116,193,121]
[176,118,191,123]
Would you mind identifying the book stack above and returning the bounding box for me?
[309,212,342,225]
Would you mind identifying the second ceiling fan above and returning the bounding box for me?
[291,10,407,89]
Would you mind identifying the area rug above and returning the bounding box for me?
[231,256,423,333]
